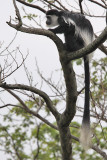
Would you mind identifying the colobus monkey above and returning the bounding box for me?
[46,9,94,149]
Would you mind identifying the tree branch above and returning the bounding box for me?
[1,86,106,158]
[4,88,58,130]
[7,0,64,53]
[43,0,62,11]
[92,145,107,159]
[16,0,46,13]
[4,128,22,160]
[88,0,107,9]
[60,62,77,127]
[6,22,64,53]
[67,26,107,62]
[95,34,107,55]
[99,43,107,55]
[0,83,59,119]
[0,104,22,109]
[13,0,22,28]
[79,0,84,14]
[71,135,107,159]
[55,0,68,11]
[33,124,41,160]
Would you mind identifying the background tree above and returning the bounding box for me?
[0,0,107,160]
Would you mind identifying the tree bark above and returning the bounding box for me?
[56,51,77,160]
[58,126,72,160]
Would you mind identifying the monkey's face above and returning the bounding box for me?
[46,15,59,28]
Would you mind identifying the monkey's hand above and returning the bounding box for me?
[48,25,70,34]
[48,29,56,34]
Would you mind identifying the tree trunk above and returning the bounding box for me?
[58,125,72,160]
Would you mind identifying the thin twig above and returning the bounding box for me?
[79,0,84,14]
[13,0,22,28]
[5,88,58,130]
[88,0,107,9]
[16,0,46,13]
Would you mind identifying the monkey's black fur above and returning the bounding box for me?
[46,9,94,148]
[46,9,93,52]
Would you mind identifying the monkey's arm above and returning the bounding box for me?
[48,25,68,34]
[49,17,75,34]
[49,25,75,34]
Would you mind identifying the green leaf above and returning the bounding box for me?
[76,59,82,65]
[27,0,33,3]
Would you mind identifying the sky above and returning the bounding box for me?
[0,0,106,159]
[0,0,106,88]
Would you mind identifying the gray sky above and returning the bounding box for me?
[0,0,106,159]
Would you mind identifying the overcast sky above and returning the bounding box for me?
[0,0,106,159]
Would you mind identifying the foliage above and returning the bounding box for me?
[0,95,106,159]
[27,0,33,3]
[23,14,38,20]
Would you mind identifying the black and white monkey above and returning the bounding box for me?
[46,9,94,148]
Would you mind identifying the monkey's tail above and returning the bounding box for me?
[80,56,91,150]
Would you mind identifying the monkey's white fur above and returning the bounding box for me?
[80,124,92,150]
[46,15,59,28]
